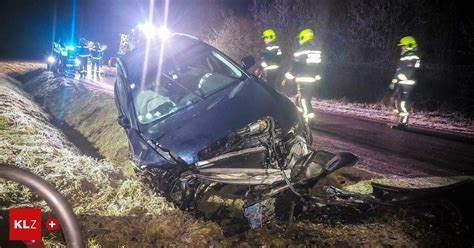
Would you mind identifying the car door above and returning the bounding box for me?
[115,62,171,169]
[114,64,145,164]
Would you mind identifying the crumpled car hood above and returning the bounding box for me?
[146,78,299,164]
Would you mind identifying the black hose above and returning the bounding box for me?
[0,164,84,248]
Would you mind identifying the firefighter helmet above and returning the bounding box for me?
[398,36,417,50]
[262,29,277,42]
[297,28,314,45]
[80,37,87,46]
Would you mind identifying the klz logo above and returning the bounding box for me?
[9,208,42,241]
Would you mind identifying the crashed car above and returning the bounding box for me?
[114,33,358,226]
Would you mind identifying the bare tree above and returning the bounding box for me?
[207,12,261,62]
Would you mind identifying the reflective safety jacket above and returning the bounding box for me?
[60,47,68,57]
[392,49,420,86]
[53,42,62,54]
[285,40,322,83]
[77,45,90,58]
[91,47,104,60]
[260,41,282,71]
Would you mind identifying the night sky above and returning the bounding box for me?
[0,0,253,60]
[0,0,472,64]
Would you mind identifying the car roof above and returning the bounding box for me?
[120,33,202,83]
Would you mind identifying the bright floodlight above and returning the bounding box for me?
[158,26,171,39]
[47,56,55,63]
[137,23,156,38]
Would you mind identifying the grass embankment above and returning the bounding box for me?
[0,75,223,246]
[0,61,43,75]
[17,70,134,176]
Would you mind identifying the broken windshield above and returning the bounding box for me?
[131,42,246,125]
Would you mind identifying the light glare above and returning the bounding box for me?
[158,26,171,39]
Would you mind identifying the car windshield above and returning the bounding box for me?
[131,42,246,125]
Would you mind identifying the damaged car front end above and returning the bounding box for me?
[114,34,358,226]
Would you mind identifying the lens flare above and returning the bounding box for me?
[158,27,171,39]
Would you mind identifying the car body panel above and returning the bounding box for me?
[116,34,301,167]
[145,78,299,164]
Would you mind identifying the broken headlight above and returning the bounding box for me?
[198,118,273,160]
[235,118,270,136]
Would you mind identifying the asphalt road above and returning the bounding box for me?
[311,111,474,177]
[82,70,474,178]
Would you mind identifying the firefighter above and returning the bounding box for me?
[389,36,421,128]
[285,28,322,125]
[77,38,90,78]
[59,42,69,73]
[260,29,283,89]
[91,42,104,76]
[52,40,62,72]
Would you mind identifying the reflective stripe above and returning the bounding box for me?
[277,50,282,55]
[78,55,89,57]
[295,77,317,83]
[415,61,420,68]
[400,101,408,114]
[301,99,308,116]
[295,75,320,83]
[392,79,398,83]
[397,73,408,81]
[401,116,408,124]
[266,45,280,51]
[263,65,279,70]
[399,80,416,85]
[261,61,268,68]
[306,57,321,64]
[285,72,295,80]
[400,55,420,61]
[300,99,314,121]
[294,50,321,57]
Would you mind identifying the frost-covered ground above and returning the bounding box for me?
[0,60,43,74]
[313,99,474,136]
[0,74,223,247]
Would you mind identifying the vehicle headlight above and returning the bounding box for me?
[75,59,81,66]
[47,56,55,64]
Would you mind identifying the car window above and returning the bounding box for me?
[131,44,246,126]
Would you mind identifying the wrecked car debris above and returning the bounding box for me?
[113,33,361,225]
[114,33,473,227]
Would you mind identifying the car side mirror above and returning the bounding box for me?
[117,115,131,129]
[241,55,255,72]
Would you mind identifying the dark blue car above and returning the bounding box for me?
[114,34,357,225]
